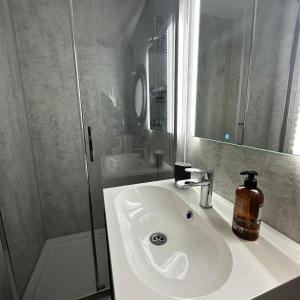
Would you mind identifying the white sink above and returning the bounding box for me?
[115,185,233,298]
[104,180,300,300]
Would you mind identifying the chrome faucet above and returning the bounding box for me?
[176,168,214,209]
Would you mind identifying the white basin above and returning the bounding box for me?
[104,180,300,300]
[115,185,233,298]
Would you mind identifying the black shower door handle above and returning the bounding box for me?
[88,126,94,162]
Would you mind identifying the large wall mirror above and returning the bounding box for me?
[193,0,300,155]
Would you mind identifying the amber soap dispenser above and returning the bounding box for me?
[232,171,264,241]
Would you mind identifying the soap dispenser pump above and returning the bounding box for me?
[232,171,264,241]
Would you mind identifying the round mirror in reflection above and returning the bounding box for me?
[133,66,147,126]
[135,78,144,117]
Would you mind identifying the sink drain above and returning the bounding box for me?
[150,232,167,246]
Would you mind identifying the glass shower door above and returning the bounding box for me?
[70,0,178,295]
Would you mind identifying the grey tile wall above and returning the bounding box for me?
[186,137,300,243]
[9,0,90,238]
[0,0,45,295]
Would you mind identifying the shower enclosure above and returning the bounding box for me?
[0,0,178,299]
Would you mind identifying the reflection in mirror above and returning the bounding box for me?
[134,67,147,126]
[135,79,144,117]
[193,0,300,155]
[72,0,177,192]
[147,15,175,133]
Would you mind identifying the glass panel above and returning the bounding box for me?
[71,0,178,291]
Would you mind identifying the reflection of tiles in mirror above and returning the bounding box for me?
[23,229,110,300]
